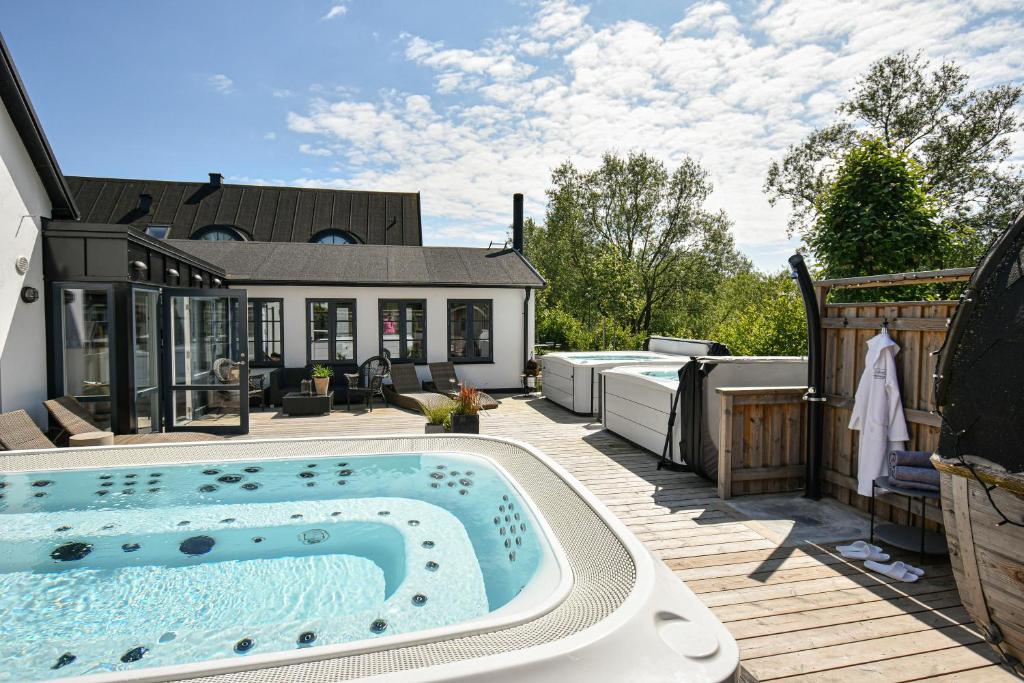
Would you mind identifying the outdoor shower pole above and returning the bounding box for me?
[789,253,825,500]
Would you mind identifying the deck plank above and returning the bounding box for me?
[222,394,1011,682]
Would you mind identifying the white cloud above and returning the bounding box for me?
[272,88,294,98]
[299,143,333,157]
[285,0,1024,267]
[322,4,348,20]
[263,132,277,140]
[207,74,234,94]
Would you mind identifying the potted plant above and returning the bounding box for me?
[310,364,333,396]
[450,385,481,434]
[421,400,455,434]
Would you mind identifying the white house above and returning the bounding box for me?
[0,35,79,426]
[0,34,542,438]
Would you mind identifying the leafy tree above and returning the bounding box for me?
[765,51,1024,262]
[526,151,747,348]
[701,271,807,356]
[811,138,946,280]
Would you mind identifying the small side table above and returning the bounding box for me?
[69,431,115,447]
[281,391,333,416]
[870,476,948,563]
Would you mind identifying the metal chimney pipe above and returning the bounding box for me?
[137,193,153,214]
[209,172,223,187]
[512,193,524,253]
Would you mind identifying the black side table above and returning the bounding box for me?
[282,391,333,416]
[870,476,948,563]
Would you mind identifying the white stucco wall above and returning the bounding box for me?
[239,284,535,390]
[0,99,53,426]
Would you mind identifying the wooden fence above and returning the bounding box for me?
[717,386,807,499]
[815,268,973,528]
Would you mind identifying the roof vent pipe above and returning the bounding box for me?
[209,172,223,187]
[137,193,153,214]
[512,193,524,253]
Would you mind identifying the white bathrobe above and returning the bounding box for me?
[848,330,910,496]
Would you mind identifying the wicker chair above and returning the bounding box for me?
[44,396,219,445]
[427,362,499,410]
[0,410,56,450]
[344,354,392,412]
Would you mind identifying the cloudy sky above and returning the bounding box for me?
[4,1,1022,269]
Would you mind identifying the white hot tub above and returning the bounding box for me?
[601,356,807,475]
[540,339,722,416]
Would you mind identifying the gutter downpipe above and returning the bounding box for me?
[789,253,825,500]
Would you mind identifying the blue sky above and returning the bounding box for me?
[3,1,1022,270]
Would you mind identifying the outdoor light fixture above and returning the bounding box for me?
[131,260,148,272]
[167,267,180,279]
[193,273,203,282]
[212,277,222,286]
[20,286,38,303]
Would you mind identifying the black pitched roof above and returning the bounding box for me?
[0,33,78,219]
[65,175,423,246]
[168,240,545,288]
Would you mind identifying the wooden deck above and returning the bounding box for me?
[227,395,1013,682]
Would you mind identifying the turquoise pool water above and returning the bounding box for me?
[641,370,680,381]
[0,453,544,680]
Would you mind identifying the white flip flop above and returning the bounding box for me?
[836,541,889,562]
[836,540,885,555]
[864,560,919,582]
[892,561,925,577]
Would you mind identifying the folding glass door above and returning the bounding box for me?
[163,289,248,434]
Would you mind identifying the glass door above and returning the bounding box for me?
[55,285,115,429]
[132,288,161,433]
[163,289,248,434]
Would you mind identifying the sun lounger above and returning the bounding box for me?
[427,362,499,410]
[44,396,219,445]
[0,410,57,450]
[383,364,452,413]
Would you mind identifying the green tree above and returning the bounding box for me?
[810,138,946,280]
[765,51,1024,262]
[701,271,807,356]
[526,151,747,348]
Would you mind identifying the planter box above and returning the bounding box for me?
[424,423,446,434]
[450,413,479,434]
[313,376,331,396]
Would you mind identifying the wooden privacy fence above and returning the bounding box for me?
[815,268,973,529]
[716,386,806,499]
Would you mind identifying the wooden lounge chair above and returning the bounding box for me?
[0,410,57,450]
[44,396,220,445]
[383,364,452,413]
[427,362,499,410]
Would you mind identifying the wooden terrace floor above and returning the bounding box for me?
[222,395,1012,682]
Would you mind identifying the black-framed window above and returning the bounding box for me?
[310,229,360,244]
[306,299,356,363]
[380,300,426,362]
[145,225,170,240]
[448,300,492,362]
[53,284,116,429]
[193,225,244,241]
[248,298,284,366]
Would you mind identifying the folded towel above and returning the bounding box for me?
[890,450,934,469]
[890,465,940,491]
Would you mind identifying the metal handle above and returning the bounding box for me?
[802,387,827,403]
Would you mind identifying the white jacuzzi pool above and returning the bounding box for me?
[601,357,807,474]
[540,338,723,416]
[0,435,740,683]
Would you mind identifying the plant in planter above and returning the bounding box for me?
[310,364,334,396]
[449,385,481,434]
[420,400,455,434]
